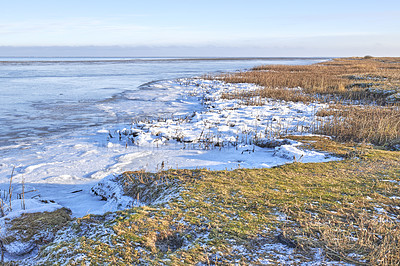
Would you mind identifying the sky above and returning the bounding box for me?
[0,0,399,57]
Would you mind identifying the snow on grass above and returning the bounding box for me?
[117,79,328,149]
[0,78,338,219]
[0,203,71,261]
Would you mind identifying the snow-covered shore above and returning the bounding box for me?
[0,78,338,220]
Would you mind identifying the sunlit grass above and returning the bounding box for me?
[34,138,400,264]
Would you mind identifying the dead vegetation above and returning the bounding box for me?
[215,57,400,147]
[316,105,400,147]
[117,169,202,204]
[282,208,400,265]
[4,208,72,244]
[219,57,400,105]
[1,207,72,260]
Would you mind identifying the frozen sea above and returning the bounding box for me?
[0,57,325,146]
[0,57,331,217]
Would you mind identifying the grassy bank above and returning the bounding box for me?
[34,138,400,265]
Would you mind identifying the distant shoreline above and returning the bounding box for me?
[0,56,332,64]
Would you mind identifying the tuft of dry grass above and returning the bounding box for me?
[3,208,72,243]
[117,169,202,204]
[1,207,72,260]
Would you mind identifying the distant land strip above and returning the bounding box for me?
[0,57,332,64]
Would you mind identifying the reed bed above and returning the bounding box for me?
[219,57,400,105]
[216,57,400,146]
[316,105,400,147]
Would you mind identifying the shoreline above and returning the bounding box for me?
[0,56,332,64]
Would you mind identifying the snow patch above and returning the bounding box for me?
[91,175,139,211]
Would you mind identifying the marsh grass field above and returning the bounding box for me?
[4,57,400,265]
[219,57,400,147]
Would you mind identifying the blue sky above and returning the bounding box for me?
[0,0,399,56]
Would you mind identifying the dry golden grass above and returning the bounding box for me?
[221,86,313,103]
[283,207,400,265]
[316,105,400,147]
[216,57,400,147]
[219,57,400,105]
